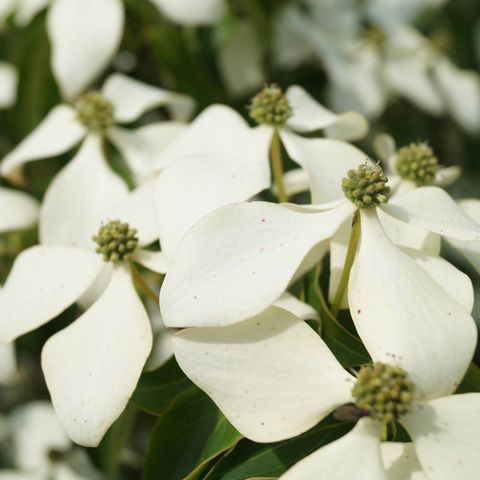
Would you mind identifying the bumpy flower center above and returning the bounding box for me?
[248,84,292,126]
[93,220,138,262]
[342,163,390,208]
[75,91,114,133]
[395,142,438,185]
[352,363,414,425]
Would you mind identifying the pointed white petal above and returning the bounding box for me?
[377,208,441,255]
[0,105,85,176]
[402,395,480,480]
[104,180,158,247]
[42,265,153,447]
[434,59,480,134]
[0,61,17,109]
[280,130,369,203]
[173,307,353,442]
[150,0,224,26]
[434,166,461,188]
[349,209,477,399]
[381,443,427,480]
[161,202,351,327]
[381,187,480,241]
[9,401,71,471]
[108,122,186,182]
[47,0,124,99]
[103,73,194,123]
[0,246,103,342]
[132,250,167,274]
[155,127,271,261]
[39,135,128,250]
[281,419,387,480]
[0,187,39,233]
[445,199,480,274]
[408,250,474,313]
[0,342,16,384]
[273,292,320,323]
[373,133,396,165]
[285,85,368,140]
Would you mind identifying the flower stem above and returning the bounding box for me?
[270,129,288,203]
[331,210,361,317]
[130,262,159,304]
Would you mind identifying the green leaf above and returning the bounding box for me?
[456,363,480,393]
[130,357,194,416]
[204,416,352,480]
[144,388,242,480]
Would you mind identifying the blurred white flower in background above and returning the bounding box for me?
[0,62,17,109]
[150,0,224,26]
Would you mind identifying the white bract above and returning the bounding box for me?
[0,402,101,479]
[0,187,166,446]
[172,306,478,480]
[149,0,225,26]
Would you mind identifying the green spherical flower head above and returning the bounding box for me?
[75,91,114,133]
[93,220,138,262]
[352,363,414,426]
[248,84,292,126]
[395,142,438,185]
[342,163,391,208]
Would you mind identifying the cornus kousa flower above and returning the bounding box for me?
[0,192,166,445]
[0,186,39,385]
[0,401,101,480]
[153,86,368,262]
[0,74,193,249]
[172,304,478,480]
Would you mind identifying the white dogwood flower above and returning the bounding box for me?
[172,305,478,480]
[0,186,166,446]
[0,402,101,479]
[0,75,193,249]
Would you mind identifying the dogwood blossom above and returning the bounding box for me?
[0,184,165,446]
[172,305,478,479]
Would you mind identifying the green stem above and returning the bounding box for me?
[130,262,159,304]
[270,129,288,203]
[331,210,361,317]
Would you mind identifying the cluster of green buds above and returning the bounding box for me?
[342,163,390,208]
[352,363,414,426]
[249,84,292,126]
[93,220,138,262]
[75,91,114,133]
[395,142,438,185]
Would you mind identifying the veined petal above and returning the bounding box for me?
[155,128,271,261]
[173,307,353,442]
[8,402,71,471]
[104,180,158,247]
[285,85,368,140]
[280,130,370,203]
[407,249,474,313]
[445,199,480,274]
[0,61,17,109]
[349,209,477,400]
[381,443,427,480]
[108,122,186,182]
[402,395,480,480]
[0,246,103,343]
[281,419,387,480]
[434,58,480,134]
[39,135,128,250]
[380,186,480,241]
[47,0,124,100]
[0,187,39,233]
[103,73,194,123]
[149,0,224,26]
[0,342,16,384]
[42,265,152,447]
[0,105,85,176]
[273,292,320,323]
[132,250,167,274]
[161,201,351,328]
